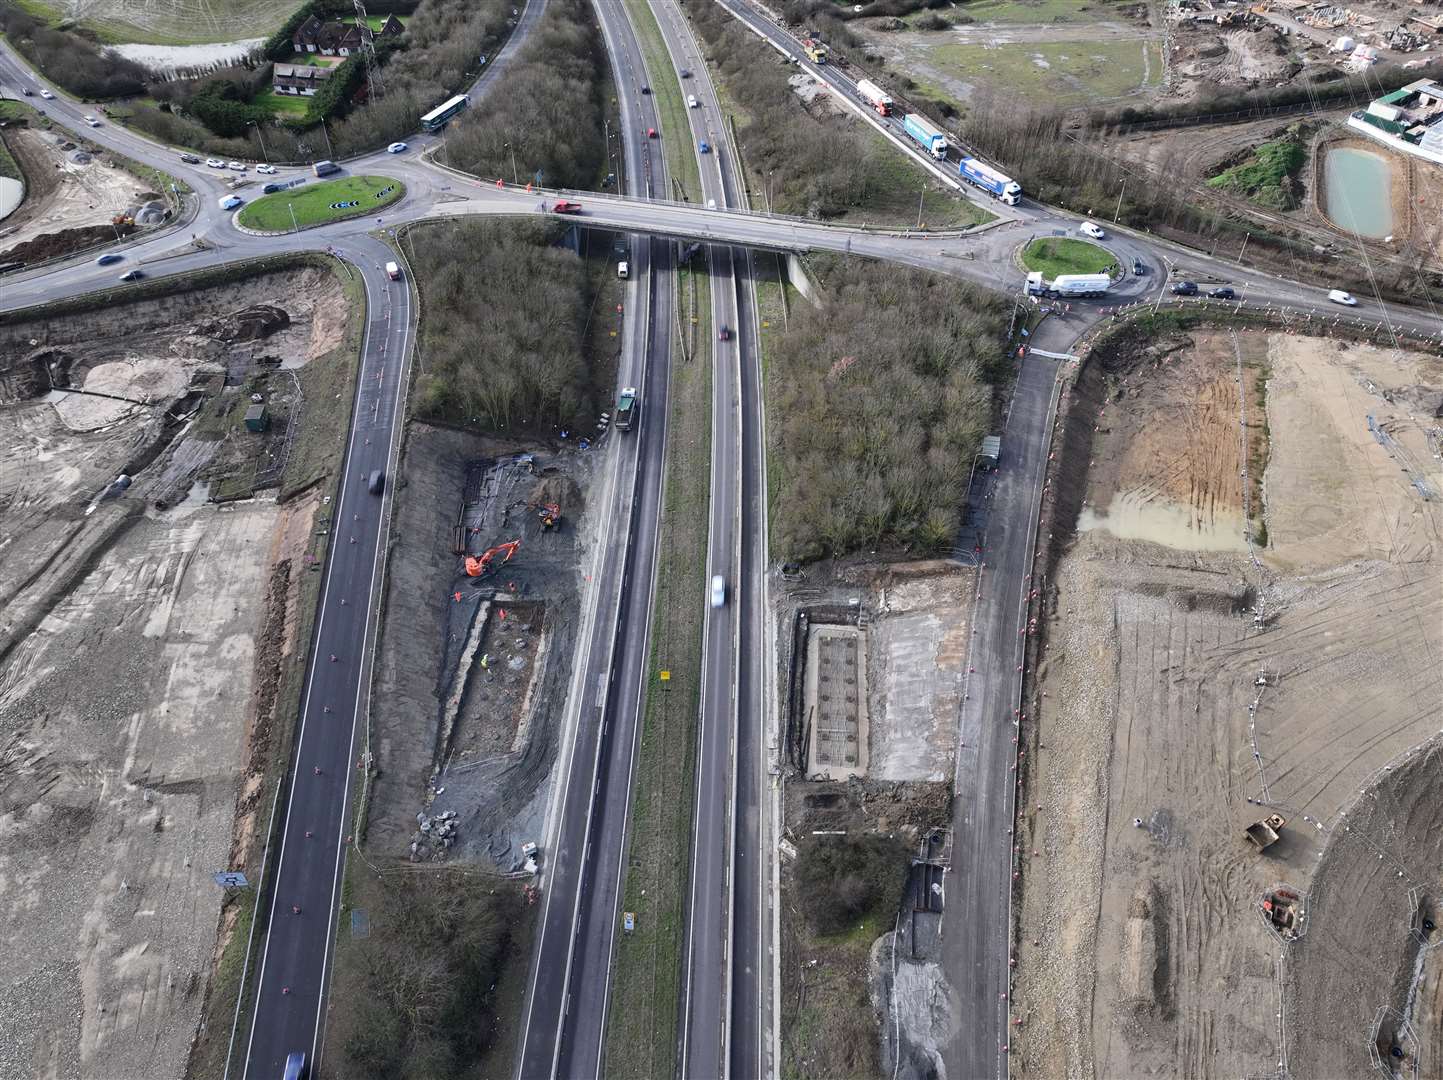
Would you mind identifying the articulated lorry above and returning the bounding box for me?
[902,113,948,159]
[855,78,893,116]
[1026,271,1112,298]
[615,386,638,431]
[959,157,1022,206]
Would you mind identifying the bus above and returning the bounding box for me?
[421,94,469,132]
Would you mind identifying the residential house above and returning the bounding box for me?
[272,62,332,96]
[292,13,404,57]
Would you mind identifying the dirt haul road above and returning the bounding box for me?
[1012,326,1443,1079]
[0,266,347,1080]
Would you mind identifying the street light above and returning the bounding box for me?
[289,202,299,233]
[247,119,270,163]
[1113,176,1126,223]
[320,119,334,159]
[505,141,518,185]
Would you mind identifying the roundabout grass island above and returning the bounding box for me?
[1021,236,1116,278]
[237,175,405,233]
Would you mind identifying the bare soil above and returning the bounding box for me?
[0,125,162,264]
[0,266,348,1080]
[1012,326,1443,1079]
[363,422,599,871]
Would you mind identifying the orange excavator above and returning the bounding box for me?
[465,539,520,577]
[538,503,561,529]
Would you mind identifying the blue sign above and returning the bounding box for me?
[213,871,249,888]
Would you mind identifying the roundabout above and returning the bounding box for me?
[235,174,405,233]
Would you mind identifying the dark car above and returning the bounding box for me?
[1208,286,1236,300]
[283,1053,307,1080]
[1171,281,1198,296]
[368,469,385,495]
[679,68,692,78]
[262,182,283,194]
[718,325,731,341]
[119,269,144,282]
[96,253,124,266]
[640,84,651,94]
[1132,258,1145,276]
[180,153,200,164]
[22,87,33,96]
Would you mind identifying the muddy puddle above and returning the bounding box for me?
[1078,489,1248,553]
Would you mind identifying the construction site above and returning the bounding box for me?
[1011,320,1443,1077]
[774,559,969,1079]
[0,261,356,1079]
[0,115,172,267]
[361,423,598,870]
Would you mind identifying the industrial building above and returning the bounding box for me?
[1349,79,1443,165]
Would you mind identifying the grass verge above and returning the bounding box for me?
[623,0,702,201]
[604,258,712,1079]
[1021,236,1114,277]
[237,175,404,232]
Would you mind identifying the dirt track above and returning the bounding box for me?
[1012,326,1443,1078]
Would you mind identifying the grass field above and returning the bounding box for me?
[604,260,711,1080]
[13,0,301,44]
[930,39,1162,104]
[1021,236,1115,277]
[237,175,404,232]
[251,90,311,117]
[930,0,1133,24]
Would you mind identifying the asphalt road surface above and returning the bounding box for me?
[3,8,1442,1079]
[512,4,674,1078]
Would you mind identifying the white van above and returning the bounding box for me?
[385,261,401,280]
[1327,289,1358,306]
[687,95,699,109]
[617,260,629,279]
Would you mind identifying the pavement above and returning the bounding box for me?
[3,6,1443,1080]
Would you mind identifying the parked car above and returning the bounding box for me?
[256,163,276,174]
[1132,257,1145,275]
[698,140,710,153]
[206,158,225,169]
[83,115,101,127]
[1171,281,1198,296]
[39,89,54,99]
[709,575,726,608]
[687,94,699,108]
[95,253,123,266]
[1208,286,1236,300]
[1079,221,1105,239]
[227,161,246,172]
[180,153,201,164]
[387,141,408,154]
[119,269,143,282]
[1328,289,1359,306]
[551,200,582,214]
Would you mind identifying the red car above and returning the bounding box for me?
[552,200,583,215]
[647,127,658,138]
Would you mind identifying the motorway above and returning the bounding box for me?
[4,5,1443,1080]
[513,4,673,1079]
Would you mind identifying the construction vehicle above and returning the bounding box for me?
[538,503,561,529]
[803,37,828,64]
[465,539,520,577]
[1244,813,1286,851]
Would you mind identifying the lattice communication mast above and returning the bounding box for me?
[354,0,385,98]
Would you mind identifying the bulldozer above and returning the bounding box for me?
[1244,813,1286,852]
[465,539,520,578]
[538,502,561,529]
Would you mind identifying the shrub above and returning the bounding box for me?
[769,257,1005,562]
[441,0,607,190]
[793,834,909,937]
[0,5,149,99]
[407,218,601,432]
